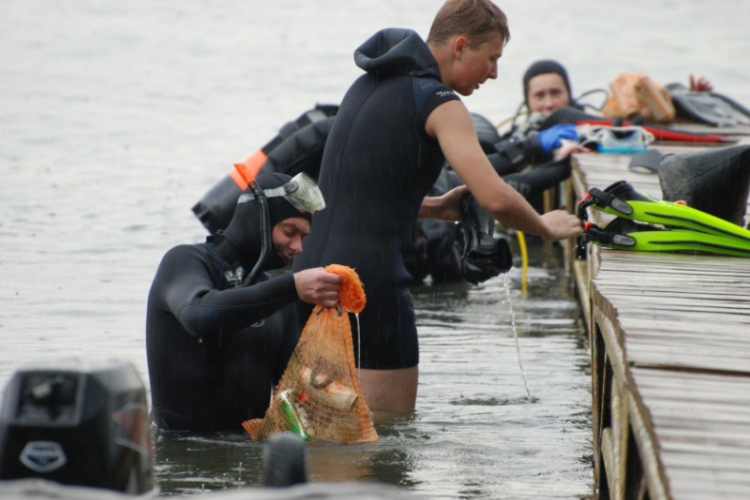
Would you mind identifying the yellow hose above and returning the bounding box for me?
[517,230,528,297]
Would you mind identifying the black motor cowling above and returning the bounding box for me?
[0,358,154,495]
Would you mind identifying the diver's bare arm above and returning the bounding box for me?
[426,101,582,241]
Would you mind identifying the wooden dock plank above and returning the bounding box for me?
[629,352,750,498]
[589,248,750,376]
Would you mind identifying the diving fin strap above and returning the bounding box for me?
[576,220,637,259]
[577,188,633,221]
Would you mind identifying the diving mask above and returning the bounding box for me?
[577,125,654,154]
[237,172,326,215]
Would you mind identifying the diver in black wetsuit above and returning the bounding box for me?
[146,172,341,433]
[292,0,582,417]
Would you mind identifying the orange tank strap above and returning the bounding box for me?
[230,149,268,190]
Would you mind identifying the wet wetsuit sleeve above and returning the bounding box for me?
[503,158,571,198]
[158,246,299,337]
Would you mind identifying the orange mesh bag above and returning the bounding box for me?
[242,264,377,444]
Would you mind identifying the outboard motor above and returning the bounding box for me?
[0,358,155,495]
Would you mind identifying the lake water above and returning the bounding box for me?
[2,0,749,498]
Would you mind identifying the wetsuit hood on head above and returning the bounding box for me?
[216,172,311,274]
[354,28,441,80]
[522,59,575,109]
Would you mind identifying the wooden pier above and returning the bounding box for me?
[563,130,750,499]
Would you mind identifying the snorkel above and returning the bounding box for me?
[244,180,272,285]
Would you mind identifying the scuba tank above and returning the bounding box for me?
[192,104,338,234]
[0,358,155,495]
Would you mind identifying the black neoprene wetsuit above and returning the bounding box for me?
[147,173,307,433]
[292,28,459,370]
[146,238,298,432]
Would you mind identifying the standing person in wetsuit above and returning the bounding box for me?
[292,0,583,417]
[146,172,341,433]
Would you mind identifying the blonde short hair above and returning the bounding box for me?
[427,0,510,49]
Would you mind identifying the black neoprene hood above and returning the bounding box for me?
[354,28,442,80]
[522,59,572,106]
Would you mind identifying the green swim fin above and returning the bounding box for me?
[578,180,750,243]
[579,218,750,258]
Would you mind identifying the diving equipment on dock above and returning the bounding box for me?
[579,217,750,258]
[667,83,750,127]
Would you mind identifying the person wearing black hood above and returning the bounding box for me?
[293,0,582,417]
[523,59,579,116]
[146,172,341,433]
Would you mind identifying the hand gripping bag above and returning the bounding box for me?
[242,265,378,444]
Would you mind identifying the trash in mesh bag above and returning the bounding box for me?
[242,264,378,444]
